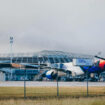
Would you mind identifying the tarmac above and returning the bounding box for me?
[0,81,105,87]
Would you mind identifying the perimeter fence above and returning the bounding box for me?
[0,77,105,99]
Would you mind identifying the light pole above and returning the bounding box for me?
[10,36,13,80]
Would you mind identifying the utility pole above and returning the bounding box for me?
[10,36,13,80]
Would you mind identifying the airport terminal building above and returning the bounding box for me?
[0,50,93,81]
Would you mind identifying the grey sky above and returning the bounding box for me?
[0,0,105,56]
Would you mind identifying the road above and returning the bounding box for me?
[0,81,105,87]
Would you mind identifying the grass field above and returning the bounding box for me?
[0,97,105,105]
[0,86,105,99]
[0,87,105,105]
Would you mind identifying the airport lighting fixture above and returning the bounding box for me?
[10,36,13,62]
[10,36,13,80]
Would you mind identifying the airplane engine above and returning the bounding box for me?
[46,70,57,79]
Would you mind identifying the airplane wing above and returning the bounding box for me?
[94,56,105,60]
[0,62,47,69]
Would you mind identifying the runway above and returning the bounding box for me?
[0,81,105,87]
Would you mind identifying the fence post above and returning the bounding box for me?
[24,68,26,99]
[57,68,59,97]
[86,67,89,97]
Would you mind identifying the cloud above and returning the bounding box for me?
[0,0,105,56]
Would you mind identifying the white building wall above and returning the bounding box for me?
[0,71,5,81]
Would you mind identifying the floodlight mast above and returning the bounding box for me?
[10,36,13,80]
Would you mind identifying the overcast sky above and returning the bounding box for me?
[0,0,105,56]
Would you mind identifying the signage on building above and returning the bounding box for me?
[73,58,93,66]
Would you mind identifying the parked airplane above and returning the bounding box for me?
[44,57,105,80]
[45,62,84,79]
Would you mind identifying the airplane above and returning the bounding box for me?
[44,56,105,80]
[44,62,84,80]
